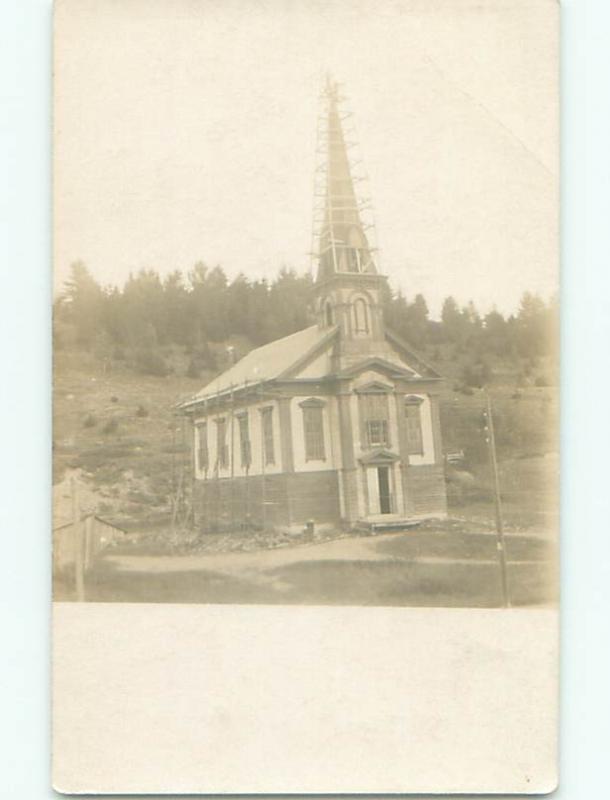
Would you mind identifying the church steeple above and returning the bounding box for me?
[312,77,387,351]
[316,76,377,282]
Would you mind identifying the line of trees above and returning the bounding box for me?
[54,261,558,384]
[384,288,557,357]
[56,261,313,349]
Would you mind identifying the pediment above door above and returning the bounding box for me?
[359,448,401,465]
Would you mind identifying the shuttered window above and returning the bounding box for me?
[360,392,390,448]
[196,422,208,472]
[261,406,275,466]
[300,399,326,461]
[215,418,228,469]
[237,413,251,468]
[404,397,424,455]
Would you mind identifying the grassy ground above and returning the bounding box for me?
[55,525,557,607]
[53,347,208,530]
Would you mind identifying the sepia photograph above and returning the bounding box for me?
[51,0,560,793]
[53,0,558,610]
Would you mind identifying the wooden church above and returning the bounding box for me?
[178,79,447,532]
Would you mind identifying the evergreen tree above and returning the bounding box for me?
[515,292,549,358]
[61,261,105,347]
[483,309,511,356]
[404,293,429,347]
[55,258,557,386]
[441,296,467,347]
[121,269,165,346]
[163,270,190,345]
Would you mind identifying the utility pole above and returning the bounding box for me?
[202,399,209,534]
[244,381,250,535]
[483,390,510,608]
[71,476,85,602]
[229,384,235,533]
[170,420,181,536]
[171,422,176,499]
[260,384,267,533]
[84,515,93,571]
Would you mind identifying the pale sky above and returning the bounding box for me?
[54,0,558,317]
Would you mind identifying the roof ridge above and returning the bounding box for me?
[245,323,318,353]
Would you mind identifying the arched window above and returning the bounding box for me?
[325,301,334,327]
[353,297,370,335]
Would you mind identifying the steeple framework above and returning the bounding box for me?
[314,77,378,282]
[311,77,387,355]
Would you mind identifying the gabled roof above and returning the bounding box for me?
[385,328,442,379]
[186,325,336,403]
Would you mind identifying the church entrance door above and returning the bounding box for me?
[365,463,395,515]
[377,467,392,514]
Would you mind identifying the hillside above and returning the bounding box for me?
[53,347,210,531]
[53,341,558,537]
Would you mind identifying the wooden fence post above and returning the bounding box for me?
[72,477,85,602]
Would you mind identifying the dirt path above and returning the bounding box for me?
[103,527,553,576]
[105,533,392,575]
[71,528,556,606]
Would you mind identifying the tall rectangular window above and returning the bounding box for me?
[215,418,228,469]
[360,392,390,448]
[196,422,208,473]
[261,406,275,465]
[237,412,251,468]
[404,398,424,455]
[301,401,326,461]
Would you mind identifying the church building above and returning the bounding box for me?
[178,80,447,533]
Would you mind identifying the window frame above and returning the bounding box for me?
[353,297,370,335]
[299,398,326,462]
[358,389,391,450]
[196,421,209,473]
[215,417,228,469]
[404,395,425,456]
[366,418,389,448]
[260,405,275,466]
[236,411,251,469]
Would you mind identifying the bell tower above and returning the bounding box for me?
[311,77,389,366]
